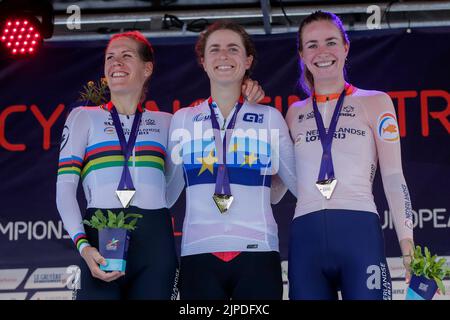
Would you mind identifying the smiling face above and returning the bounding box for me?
[299,20,349,84]
[104,37,153,97]
[201,29,253,86]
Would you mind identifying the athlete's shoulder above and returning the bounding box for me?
[289,97,311,109]
[286,97,311,121]
[245,101,278,114]
[353,88,392,103]
[70,105,102,113]
[145,110,172,121]
[173,99,208,118]
[65,105,102,121]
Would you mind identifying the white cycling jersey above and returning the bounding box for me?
[56,104,172,253]
[285,86,413,241]
[166,98,297,257]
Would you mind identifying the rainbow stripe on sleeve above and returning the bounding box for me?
[57,156,83,176]
[73,232,90,251]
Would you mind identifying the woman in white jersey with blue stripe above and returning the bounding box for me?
[166,21,297,300]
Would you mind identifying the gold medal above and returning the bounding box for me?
[212,193,234,214]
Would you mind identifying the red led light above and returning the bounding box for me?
[2,18,42,56]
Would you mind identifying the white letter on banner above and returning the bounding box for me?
[66,5,81,30]
[366,5,381,30]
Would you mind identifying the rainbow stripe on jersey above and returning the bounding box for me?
[57,141,166,179]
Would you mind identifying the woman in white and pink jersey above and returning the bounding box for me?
[283,11,414,300]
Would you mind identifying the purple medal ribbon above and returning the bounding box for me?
[312,88,347,182]
[110,106,142,191]
[208,97,244,196]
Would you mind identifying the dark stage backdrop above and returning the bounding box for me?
[0,27,449,299]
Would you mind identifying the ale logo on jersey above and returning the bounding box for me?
[243,113,264,123]
[377,112,399,143]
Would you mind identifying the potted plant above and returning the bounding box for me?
[406,245,450,300]
[83,210,143,272]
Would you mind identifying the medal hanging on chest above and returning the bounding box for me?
[312,89,347,199]
[208,97,244,214]
[109,103,142,208]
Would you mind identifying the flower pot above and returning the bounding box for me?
[98,228,130,272]
[406,274,438,300]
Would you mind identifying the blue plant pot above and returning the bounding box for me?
[406,274,438,300]
[98,228,130,272]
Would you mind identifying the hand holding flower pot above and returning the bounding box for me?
[406,245,450,300]
[83,210,143,272]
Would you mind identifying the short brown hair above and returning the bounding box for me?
[195,20,257,78]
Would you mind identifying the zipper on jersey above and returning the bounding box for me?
[221,118,227,130]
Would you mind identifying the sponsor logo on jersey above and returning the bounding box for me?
[298,111,314,123]
[401,184,413,229]
[305,127,366,142]
[340,105,356,117]
[145,118,156,126]
[104,126,115,134]
[377,112,399,142]
[60,126,69,151]
[193,113,211,122]
[243,113,264,123]
[247,244,258,249]
[294,133,303,146]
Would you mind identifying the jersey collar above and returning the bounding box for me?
[313,83,355,103]
[101,101,144,113]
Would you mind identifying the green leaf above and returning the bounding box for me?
[95,210,107,224]
[425,247,431,260]
[124,213,143,220]
[107,210,117,227]
[433,276,446,295]
[82,219,92,227]
[117,219,124,228]
[117,211,125,223]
